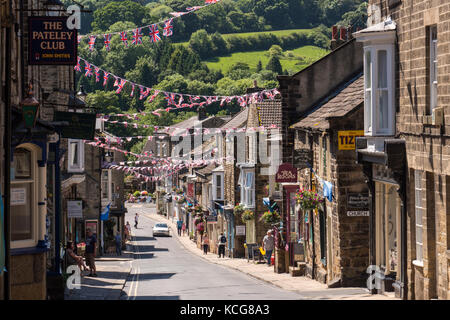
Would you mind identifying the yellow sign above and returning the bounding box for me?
[338,130,364,150]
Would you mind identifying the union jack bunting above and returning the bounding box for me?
[103,71,110,86]
[84,62,93,77]
[163,19,173,37]
[103,34,112,51]
[94,67,101,82]
[205,0,220,4]
[139,86,151,100]
[130,84,135,97]
[77,35,82,44]
[74,57,81,72]
[132,28,143,45]
[148,90,160,103]
[177,94,183,107]
[148,24,161,43]
[186,6,204,11]
[88,36,96,51]
[120,31,128,47]
[164,92,176,105]
[115,79,127,94]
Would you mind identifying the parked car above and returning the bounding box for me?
[152,223,170,237]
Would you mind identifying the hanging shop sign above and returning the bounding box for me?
[293,149,312,169]
[28,16,77,65]
[346,193,369,217]
[275,163,297,183]
[236,225,246,236]
[67,200,83,219]
[206,215,217,224]
[187,183,194,198]
[54,111,96,140]
[338,130,364,150]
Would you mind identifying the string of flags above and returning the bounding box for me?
[75,56,280,115]
[78,1,222,51]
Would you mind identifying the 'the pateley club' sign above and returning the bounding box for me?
[28,16,77,65]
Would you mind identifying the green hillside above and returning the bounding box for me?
[206,46,330,74]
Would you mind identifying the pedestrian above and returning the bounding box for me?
[176,219,183,236]
[115,232,122,256]
[218,232,226,258]
[85,229,98,277]
[134,213,139,229]
[182,222,186,236]
[262,230,275,266]
[202,233,209,255]
[126,221,131,240]
[66,241,88,274]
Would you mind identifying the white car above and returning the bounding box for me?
[153,223,170,237]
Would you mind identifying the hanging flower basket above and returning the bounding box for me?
[260,210,281,224]
[194,205,203,213]
[295,189,324,211]
[175,188,184,195]
[196,222,204,233]
[233,204,245,216]
[175,195,185,204]
[241,210,255,223]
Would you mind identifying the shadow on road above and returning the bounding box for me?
[133,253,155,259]
[127,272,176,281]
[133,236,156,241]
[134,244,169,252]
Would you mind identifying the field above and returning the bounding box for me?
[205,45,329,74]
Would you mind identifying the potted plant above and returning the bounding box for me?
[260,210,281,224]
[241,209,255,223]
[234,203,245,216]
[295,189,324,211]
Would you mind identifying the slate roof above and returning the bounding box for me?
[291,75,364,130]
[221,108,249,129]
[256,99,282,128]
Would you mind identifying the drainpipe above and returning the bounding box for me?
[400,168,407,299]
[309,131,315,280]
[4,3,12,299]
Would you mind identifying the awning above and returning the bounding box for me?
[62,174,86,190]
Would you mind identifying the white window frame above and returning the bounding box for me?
[363,44,395,136]
[239,168,255,208]
[429,25,438,114]
[11,144,40,249]
[414,170,424,264]
[212,172,224,201]
[68,139,85,173]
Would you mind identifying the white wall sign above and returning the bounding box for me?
[236,225,246,236]
[67,200,83,218]
[11,188,26,206]
[347,211,369,217]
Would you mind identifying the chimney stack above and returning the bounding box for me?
[330,25,338,50]
[340,27,347,41]
[347,26,353,40]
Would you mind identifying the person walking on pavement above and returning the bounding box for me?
[85,229,98,277]
[182,222,186,236]
[115,232,122,256]
[126,221,131,240]
[202,233,209,255]
[218,232,227,258]
[176,219,183,236]
[134,213,139,229]
[262,230,275,266]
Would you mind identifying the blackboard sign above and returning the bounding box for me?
[54,111,96,140]
[347,193,369,217]
[28,16,77,65]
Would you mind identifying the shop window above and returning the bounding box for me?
[68,139,84,173]
[414,170,424,263]
[428,25,438,115]
[11,146,39,248]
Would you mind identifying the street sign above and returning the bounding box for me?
[67,200,83,218]
[28,16,77,65]
[338,130,364,150]
[54,111,96,140]
[293,149,312,169]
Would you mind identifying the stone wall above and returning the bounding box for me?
[369,0,449,300]
[10,253,46,300]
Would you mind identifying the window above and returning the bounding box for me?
[11,145,40,248]
[212,172,224,200]
[239,169,255,208]
[68,139,84,172]
[414,170,423,263]
[429,26,438,114]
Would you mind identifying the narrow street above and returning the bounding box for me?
[121,204,303,300]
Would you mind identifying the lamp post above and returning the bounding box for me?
[20,83,40,129]
[43,0,64,16]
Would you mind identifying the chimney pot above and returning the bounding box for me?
[347,26,353,40]
[332,25,338,40]
[340,27,347,41]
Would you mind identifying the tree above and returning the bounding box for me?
[188,30,214,59]
[256,60,263,72]
[266,56,282,75]
[92,0,148,32]
[268,45,283,57]
[338,2,368,29]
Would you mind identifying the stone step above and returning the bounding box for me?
[289,266,303,277]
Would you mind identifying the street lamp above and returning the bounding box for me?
[105,151,113,163]
[76,85,87,102]
[43,0,64,16]
[20,83,40,129]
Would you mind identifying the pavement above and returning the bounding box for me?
[64,202,398,300]
[138,203,398,300]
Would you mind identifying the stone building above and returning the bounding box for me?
[354,0,450,299]
[1,0,76,299]
[290,75,369,286]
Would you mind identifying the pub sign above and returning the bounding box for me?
[275,163,298,183]
[28,16,77,65]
